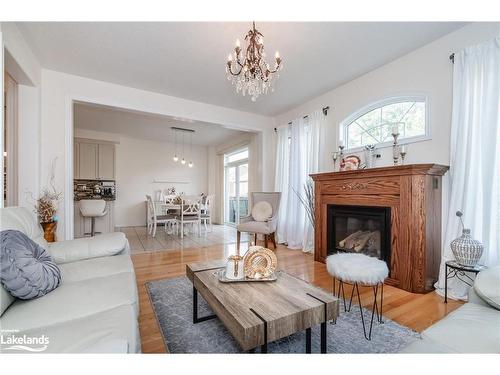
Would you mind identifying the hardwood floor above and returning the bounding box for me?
[132,240,464,353]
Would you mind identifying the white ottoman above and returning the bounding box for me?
[326,253,389,340]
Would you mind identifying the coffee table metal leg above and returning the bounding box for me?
[306,328,312,353]
[321,322,327,353]
[261,342,268,353]
[192,286,217,324]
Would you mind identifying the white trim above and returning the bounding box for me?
[63,94,265,240]
[0,32,4,208]
[64,95,74,239]
[339,94,430,151]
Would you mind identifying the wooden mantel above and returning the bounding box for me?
[310,163,449,293]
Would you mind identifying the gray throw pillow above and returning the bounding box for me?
[0,230,61,300]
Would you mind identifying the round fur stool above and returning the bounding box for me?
[326,253,389,340]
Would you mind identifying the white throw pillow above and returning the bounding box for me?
[251,201,273,222]
[474,266,500,310]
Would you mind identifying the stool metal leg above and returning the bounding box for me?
[353,282,382,341]
[347,283,356,312]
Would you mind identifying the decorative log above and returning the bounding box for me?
[339,230,363,248]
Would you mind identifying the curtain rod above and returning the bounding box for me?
[274,106,330,132]
[449,53,455,63]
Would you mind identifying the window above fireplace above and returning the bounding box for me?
[340,95,429,151]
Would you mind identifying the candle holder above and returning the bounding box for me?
[400,145,407,165]
[392,131,400,165]
[332,152,339,171]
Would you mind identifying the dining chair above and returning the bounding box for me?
[201,194,214,232]
[146,194,176,237]
[236,192,282,251]
[175,195,201,238]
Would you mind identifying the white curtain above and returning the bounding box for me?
[435,37,500,300]
[275,126,290,244]
[275,109,324,252]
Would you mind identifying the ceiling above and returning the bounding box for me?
[74,102,251,146]
[18,22,466,116]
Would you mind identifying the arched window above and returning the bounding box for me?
[341,96,428,150]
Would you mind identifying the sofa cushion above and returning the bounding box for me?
[0,305,140,353]
[251,201,273,222]
[0,207,49,249]
[474,266,500,310]
[237,220,272,234]
[47,232,129,264]
[0,285,15,316]
[0,230,61,300]
[59,255,134,283]
[421,302,500,353]
[400,336,452,353]
[0,271,138,332]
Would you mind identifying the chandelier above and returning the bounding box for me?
[226,22,283,102]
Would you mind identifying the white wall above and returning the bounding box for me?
[75,129,209,227]
[273,23,500,237]
[0,22,42,209]
[40,69,274,239]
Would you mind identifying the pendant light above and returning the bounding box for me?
[188,132,194,168]
[173,129,179,162]
[181,131,186,165]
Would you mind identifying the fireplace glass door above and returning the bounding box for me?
[327,205,391,264]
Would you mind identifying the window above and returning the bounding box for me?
[341,96,427,150]
[225,149,248,164]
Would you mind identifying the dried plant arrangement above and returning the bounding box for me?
[28,158,62,224]
[292,178,315,228]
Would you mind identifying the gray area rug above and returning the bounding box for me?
[147,276,420,353]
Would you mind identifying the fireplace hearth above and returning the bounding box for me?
[327,205,391,265]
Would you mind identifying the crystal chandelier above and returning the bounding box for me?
[226,22,283,102]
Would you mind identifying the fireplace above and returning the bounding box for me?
[327,205,391,265]
[311,164,449,293]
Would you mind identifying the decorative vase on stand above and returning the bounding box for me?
[450,211,484,267]
[451,229,484,267]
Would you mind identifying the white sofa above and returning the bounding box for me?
[402,270,500,353]
[0,207,141,353]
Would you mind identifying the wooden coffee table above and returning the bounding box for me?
[186,260,339,353]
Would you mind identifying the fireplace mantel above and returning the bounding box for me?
[311,163,449,293]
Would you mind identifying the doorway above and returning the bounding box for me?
[224,147,249,226]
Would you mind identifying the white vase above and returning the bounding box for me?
[451,229,484,267]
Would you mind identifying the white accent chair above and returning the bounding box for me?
[79,199,107,237]
[0,206,139,353]
[146,195,176,237]
[201,194,214,232]
[236,192,281,251]
[175,195,201,238]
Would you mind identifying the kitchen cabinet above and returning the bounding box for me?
[78,142,98,180]
[74,139,115,180]
[98,143,115,180]
[74,200,115,238]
